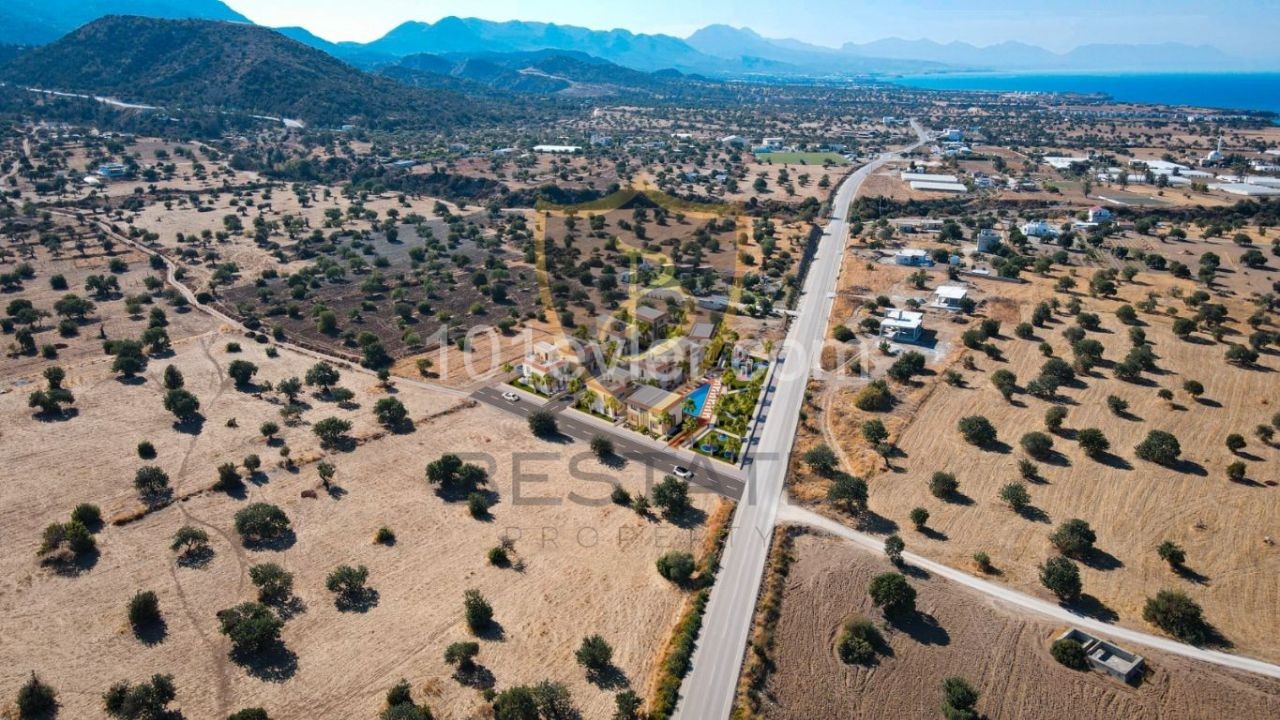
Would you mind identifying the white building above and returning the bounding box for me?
[910,181,967,193]
[931,285,969,311]
[894,248,933,267]
[1020,220,1059,239]
[762,137,784,148]
[1087,206,1114,223]
[881,309,925,342]
[533,145,582,153]
[976,229,1001,253]
[719,135,747,147]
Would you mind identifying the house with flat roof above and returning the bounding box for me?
[881,309,925,342]
[1088,206,1114,223]
[1057,628,1145,683]
[520,341,581,395]
[625,385,685,436]
[635,304,670,334]
[894,248,934,267]
[96,163,130,179]
[931,285,969,311]
[1021,220,1059,239]
[976,229,1002,253]
[582,366,633,420]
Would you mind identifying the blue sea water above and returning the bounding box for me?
[889,72,1280,115]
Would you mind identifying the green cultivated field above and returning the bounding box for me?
[754,151,850,166]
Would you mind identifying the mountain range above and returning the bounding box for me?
[0,17,483,129]
[0,0,249,46]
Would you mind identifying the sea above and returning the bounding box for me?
[888,72,1280,116]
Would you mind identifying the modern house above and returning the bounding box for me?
[95,163,130,179]
[520,341,581,395]
[635,304,670,336]
[582,366,633,420]
[625,385,685,436]
[931,285,969,311]
[881,309,925,342]
[1020,220,1059,239]
[894,248,934,267]
[1087,206,1114,223]
[976,229,1002,253]
[719,135,747,147]
[1056,628,1145,683]
[533,144,582,153]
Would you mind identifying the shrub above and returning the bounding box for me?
[103,674,177,720]
[929,472,958,499]
[1157,540,1186,569]
[133,466,170,498]
[1050,519,1097,559]
[610,485,631,506]
[248,563,293,603]
[972,552,993,573]
[868,572,915,616]
[1227,461,1247,482]
[16,673,58,719]
[127,590,161,633]
[652,475,691,516]
[827,473,868,513]
[957,416,997,447]
[656,551,696,584]
[1076,428,1110,458]
[803,444,838,476]
[326,565,371,608]
[1039,555,1082,602]
[234,503,291,545]
[1143,590,1208,644]
[909,507,929,529]
[1135,430,1182,466]
[527,410,558,437]
[71,503,102,528]
[576,634,614,675]
[312,416,353,448]
[853,380,893,411]
[1019,431,1054,459]
[1044,406,1068,433]
[836,619,884,665]
[1225,433,1246,453]
[228,710,271,720]
[941,676,979,720]
[136,441,157,459]
[884,534,905,564]
[464,589,493,633]
[217,602,283,656]
[999,482,1030,511]
[1050,638,1089,670]
[374,527,396,545]
[590,435,614,460]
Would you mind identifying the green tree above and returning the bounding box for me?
[1077,428,1110,458]
[941,677,979,720]
[312,416,353,448]
[827,473,868,513]
[1157,540,1186,570]
[464,589,494,634]
[103,674,177,720]
[1135,430,1182,466]
[957,416,997,447]
[527,410,558,437]
[249,562,293,603]
[1050,638,1089,670]
[929,472,958,499]
[656,551,696,585]
[576,634,614,676]
[16,673,58,719]
[999,482,1030,511]
[803,444,838,476]
[868,572,916,616]
[326,564,372,610]
[227,359,258,388]
[652,475,691,516]
[1143,590,1208,644]
[127,590,161,635]
[373,397,408,428]
[234,503,291,545]
[1039,555,1082,602]
[1050,519,1097,559]
[217,602,283,655]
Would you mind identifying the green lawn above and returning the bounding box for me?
[754,151,849,166]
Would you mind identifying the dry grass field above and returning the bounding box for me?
[0,249,711,718]
[756,532,1280,720]
[803,256,1280,662]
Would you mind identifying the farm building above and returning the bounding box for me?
[1056,628,1145,683]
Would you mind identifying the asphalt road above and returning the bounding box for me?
[471,386,746,499]
[778,501,1280,680]
[674,128,931,720]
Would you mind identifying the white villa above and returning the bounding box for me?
[931,285,969,311]
[881,309,925,342]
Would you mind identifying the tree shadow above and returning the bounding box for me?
[134,617,168,646]
[1016,504,1051,524]
[334,587,380,613]
[474,620,507,642]
[42,548,100,576]
[453,663,496,690]
[899,563,932,580]
[116,375,147,386]
[34,407,80,422]
[601,453,628,471]
[943,491,975,506]
[587,664,630,691]
[890,611,950,646]
[1174,565,1211,585]
[1170,459,1208,477]
[234,642,299,682]
[1194,397,1222,408]
[1069,594,1119,623]
[271,595,308,621]
[326,483,349,500]
[856,510,899,535]
[173,414,206,435]
[919,527,949,542]
[1093,452,1133,471]
[982,440,1012,454]
[176,546,214,569]
[666,505,708,529]
[1081,548,1124,571]
[387,418,417,435]
[242,530,297,552]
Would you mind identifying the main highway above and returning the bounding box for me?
[674,125,931,719]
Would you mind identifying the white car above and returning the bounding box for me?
[501,391,519,402]
[672,465,692,479]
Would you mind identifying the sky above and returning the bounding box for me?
[224,0,1280,59]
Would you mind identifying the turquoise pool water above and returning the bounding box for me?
[685,383,711,417]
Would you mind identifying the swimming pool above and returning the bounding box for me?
[685,383,711,417]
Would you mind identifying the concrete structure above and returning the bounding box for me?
[533,144,582,153]
[901,171,958,183]
[762,137,784,149]
[910,181,968,193]
[1057,628,1145,683]
[719,135,747,147]
[95,163,130,179]
[1215,183,1280,197]
[1044,156,1089,170]
[881,308,924,342]
[894,248,933,267]
[625,385,685,436]
[1021,220,1059,239]
[931,284,969,311]
[976,228,1001,253]
[1204,137,1224,166]
[1088,206,1114,223]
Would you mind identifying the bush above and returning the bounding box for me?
[832,325,855,342]
[853,380,893,411]
[610,485,631,506]
[1050,638,1089,670]
[527,410,558,437]
[217,602,283,655]
[909,507,929,529]
[1039,555,1082,602]
[803,444,838,476]
[1050,519,1097,559]
[1135,430,1182,466]
[16,673,58,719]
[312,416,353,448]
[464,589,494,633]
[827,473,868,513]
[836,619,884,665]
[1227,461,1248,482]
[71,503,102,528]
[1225,433,1246,453]
[326,565,371,608]
[228,709,271,720]
[1157,540,1186,569]
[375,527,396,545]
[103,674,177,720]
[1044,406,1068,432]
[1076,428,1110,458]
[234,503,291,545]
[941,676,979,720]
[656,551,696,584]
[590,435,614,460]
[957,416,997,447]
[487,546,509,567]
[248,562,293,603]
[136,441,157,459]
[868,572,915,616]
[576,634,614,674]
[1106,395,1130,416]
[133,466,170,498]
[1143,590,1208,644]
[929,472,958,499]
[1019,431,1054,459]
[373,397,409,428]
[999,482,1030,511]
[127,590,161,633]
[652,475,691,516]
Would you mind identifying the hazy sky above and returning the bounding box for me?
[225,0,1278,57]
